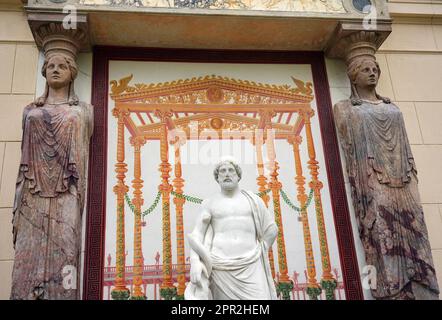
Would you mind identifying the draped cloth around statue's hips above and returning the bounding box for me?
[210,241,275,300]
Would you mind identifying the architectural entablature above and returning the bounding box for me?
[25,0,391,56]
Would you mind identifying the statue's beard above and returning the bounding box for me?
[219,180,238,190]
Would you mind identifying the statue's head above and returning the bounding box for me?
[213,156,242,191]
[35,53,79,106]
[347,57,390,106]
[347,57,380,90]
[43,54,78,89]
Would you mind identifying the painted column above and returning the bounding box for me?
[288,135,321,300]
[302,110,337,300]
[254,131,276,279]
[155,109,176,300]
[130,136,147,300]
[173,142,186,299]
[111,108,130,300]
[262,111,293,300]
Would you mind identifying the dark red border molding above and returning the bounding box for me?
[83,46,363,300]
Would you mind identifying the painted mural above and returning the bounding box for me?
[79,0,346,13]
[104,61,346,300]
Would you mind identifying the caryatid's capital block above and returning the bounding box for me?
[27,12,90,61]
[325,21,392,64]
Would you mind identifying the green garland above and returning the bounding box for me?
[125,191,161,218]
[171,190,203,204]
[280,188,314,214]
[124,187,314,218]
[256,188,272,198]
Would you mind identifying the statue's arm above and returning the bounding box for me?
[258,196,278,249]
[190,199,211,249]
[189,199,211,283]
[22,104,32,131]
[333,101,352,151]
[262,223,278,250]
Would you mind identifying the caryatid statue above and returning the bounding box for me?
[184,157,278,300]
[10,51,93,299]
[334,56,439,300]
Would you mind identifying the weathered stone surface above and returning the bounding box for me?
[9,26,93,300]
[333,33,439,300]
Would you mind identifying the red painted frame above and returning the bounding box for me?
[83,46,364,300]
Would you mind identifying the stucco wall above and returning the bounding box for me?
[0,1,442,299]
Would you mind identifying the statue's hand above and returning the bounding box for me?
[190,260,203,285]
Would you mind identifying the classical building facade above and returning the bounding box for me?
[1,0,442,300]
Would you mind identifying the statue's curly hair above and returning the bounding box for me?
[213,159,242,182]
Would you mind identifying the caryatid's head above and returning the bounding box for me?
[44,54,78,90]
[35,53,79,106]
[347,57,390,106]
[347,58,380,90]
[213,157,242,191]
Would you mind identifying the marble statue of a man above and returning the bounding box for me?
[184,158,278,300]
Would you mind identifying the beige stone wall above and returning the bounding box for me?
[0,5,39,299]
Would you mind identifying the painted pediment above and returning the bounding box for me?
[110,74,313,140]
[110,74,314,104]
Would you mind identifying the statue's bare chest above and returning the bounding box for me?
[209,193,256,237]
[210,194,252,220]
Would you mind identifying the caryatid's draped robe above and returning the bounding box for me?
[10,101,93,300]
[334,99,439,299]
